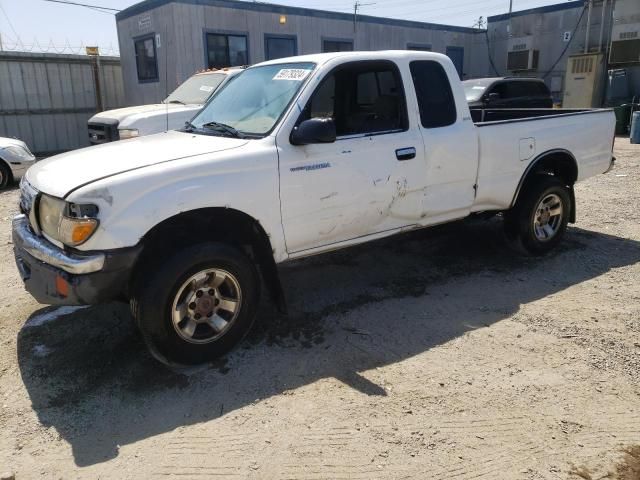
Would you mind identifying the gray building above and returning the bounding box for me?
[115,0,488,105]
[487,0,640,104]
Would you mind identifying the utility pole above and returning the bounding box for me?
[353,1,375,33]
[507,0,513,37]
[584,0,593,53]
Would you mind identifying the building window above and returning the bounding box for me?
[134,34,158,83]
[206,33,248,69]
[265,34,297,61]
[323,39,353,52]
[410,60,457,128]
[407,43,432,51]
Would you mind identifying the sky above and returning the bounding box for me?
[0,0,570,56]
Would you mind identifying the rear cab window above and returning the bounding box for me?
[410,60,457,128]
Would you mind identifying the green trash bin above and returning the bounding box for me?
[614,104,632,135]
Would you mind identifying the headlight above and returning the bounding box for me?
[119,128,139,139]
[39,194,99,247]
[3,145,34,162]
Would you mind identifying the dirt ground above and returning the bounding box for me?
[0,141,638,479]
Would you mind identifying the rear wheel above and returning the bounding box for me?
[133,242,260,366]
[504,176,571,255]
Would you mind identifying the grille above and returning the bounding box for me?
[88,122,120,145]
[19,178,38,216]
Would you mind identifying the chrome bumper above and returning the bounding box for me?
[12,214,105,274]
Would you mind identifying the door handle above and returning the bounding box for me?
[396,147,416,161]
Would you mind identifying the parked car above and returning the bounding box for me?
[0,137,36,190]
[14,51,615,365]
[463,77,554,111]
[87,67,245,144]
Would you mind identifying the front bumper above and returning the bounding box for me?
[12,214,141,305]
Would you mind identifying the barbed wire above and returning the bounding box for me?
[0,36,120,56]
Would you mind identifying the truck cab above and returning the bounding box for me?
[87,67,245,144]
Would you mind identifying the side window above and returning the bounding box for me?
[303,61,407,137]
[490,83,508,98]
[134,35,159,83]
[310,75,335,118]
[506,82,528,98]
[356,72,378,105]
[531,81,550,96]
[409,60,456,128]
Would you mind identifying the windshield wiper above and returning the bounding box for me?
[201,121,244,138]
[167,100,185,105]
[183,121,197,132]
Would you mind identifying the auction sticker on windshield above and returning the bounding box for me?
[273,69,312,81]
[199,85,215,92]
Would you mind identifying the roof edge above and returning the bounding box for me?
[487,0,585,22]
[116,0,485,34]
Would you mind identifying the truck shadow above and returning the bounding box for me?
[16,218,640,467]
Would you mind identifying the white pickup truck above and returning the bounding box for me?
[87,67,243,144]
[13,51,615,365]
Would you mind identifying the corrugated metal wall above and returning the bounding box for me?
[116,2,489,106]
[0,52,125,154]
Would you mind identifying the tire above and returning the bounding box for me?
[504,175,571,255]
[132,242,261,366]
[0,161,11,190]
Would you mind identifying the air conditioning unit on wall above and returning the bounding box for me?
[609,0,640,65]
[610,28,640,64]
[507,36,539,71]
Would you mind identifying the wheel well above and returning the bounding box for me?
[511,150,578,223]
[133,208,286,312]
[512,150,577,206]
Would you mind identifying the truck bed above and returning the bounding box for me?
[471,108,616,213]
[471,108,601,124]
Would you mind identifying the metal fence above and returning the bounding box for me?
[0,51,125,155]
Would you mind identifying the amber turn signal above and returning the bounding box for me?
[59,217,99,247]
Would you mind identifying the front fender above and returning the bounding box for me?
[66,141,287,262]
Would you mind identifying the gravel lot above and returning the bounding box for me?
[0,141,638,479]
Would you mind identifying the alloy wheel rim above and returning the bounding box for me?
[171,268,242,344]
[532,193,563,242]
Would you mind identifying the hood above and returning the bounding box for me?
[26,130,249,198]
[89,103,199,123]
[0,136,28,149]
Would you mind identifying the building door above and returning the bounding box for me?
[265,35,297,61]
[445,46,464,78]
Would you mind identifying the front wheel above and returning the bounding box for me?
[504,176,571,255]
[133,242,261,365]
[0,162,11,190]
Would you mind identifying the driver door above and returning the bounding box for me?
[277,60,427,255]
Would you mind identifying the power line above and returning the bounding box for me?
[39,0,121,12]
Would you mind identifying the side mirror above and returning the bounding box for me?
[290,118,336,146]
[486,92,501,103]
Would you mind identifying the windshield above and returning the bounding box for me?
[190,62,315,136]
[462,80,491,101]
[164,73,227,105]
